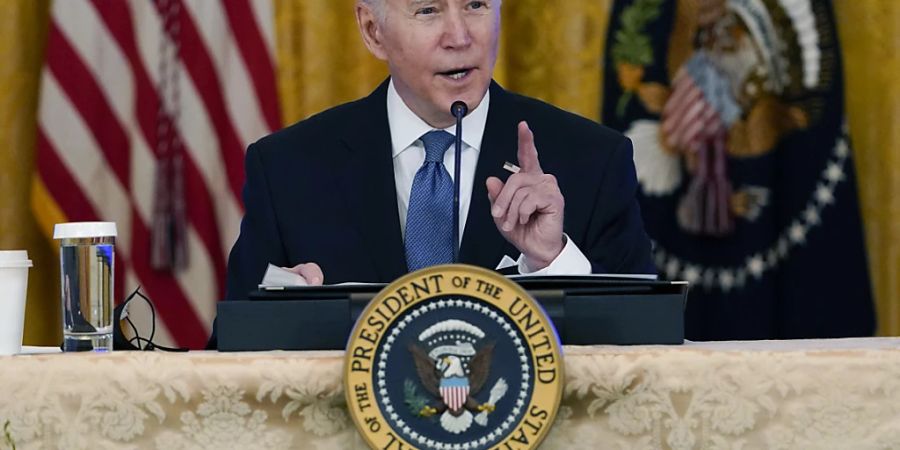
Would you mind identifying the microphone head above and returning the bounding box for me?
[451,101,469,118]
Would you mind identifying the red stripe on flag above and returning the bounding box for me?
[157,0,247,207]
[38,131,208,346]
[45,21,132,191]
[222,0,282,131]
[45,18,218,330]
[182,167,227,298]
[39,1,281,348]
[37,131,129,304]
[36,131,98,223]
[129,217,209,346]
[663,72,692,115]
[92,1,227,296]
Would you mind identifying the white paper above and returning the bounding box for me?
[508,273,659,281]
[259,263,308,288]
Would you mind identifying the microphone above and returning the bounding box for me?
[450,101,468,263]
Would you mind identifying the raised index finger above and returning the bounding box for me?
[517,121,543,174]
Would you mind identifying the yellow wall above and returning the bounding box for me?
[0,0,58,345]
[835,1,900,336]
[274,0,613,124]
[1,1,897,342]
[273,1,900,335]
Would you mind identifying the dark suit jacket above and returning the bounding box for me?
[209,79,653,347]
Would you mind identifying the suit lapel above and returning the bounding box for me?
[335,80,519,279]
[336,80,408,281]
[460,82,519,269]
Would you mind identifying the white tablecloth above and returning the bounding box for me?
[2,338,900,449]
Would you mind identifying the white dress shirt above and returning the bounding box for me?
[387,81,590,275]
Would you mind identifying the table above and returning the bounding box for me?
[2,338,900,449]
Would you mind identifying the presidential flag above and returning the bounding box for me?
[33,0,280,348]
[603,0,875,339]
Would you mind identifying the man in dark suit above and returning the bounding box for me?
[211,0,653,347]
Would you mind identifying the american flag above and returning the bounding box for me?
[34,0,280,348]
[440,378,470,412]
[660,65,724,154]
[660,60,733,235]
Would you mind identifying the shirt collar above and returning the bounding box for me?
[387,78,489,158]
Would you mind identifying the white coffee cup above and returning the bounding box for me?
[0,250,33,355]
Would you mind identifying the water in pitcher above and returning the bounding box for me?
[60,238,114,352]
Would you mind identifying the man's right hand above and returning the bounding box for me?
[285,262,324,286]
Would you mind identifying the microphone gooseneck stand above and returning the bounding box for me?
[450,101,469,264]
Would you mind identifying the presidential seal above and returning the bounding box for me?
[345,264,563,450]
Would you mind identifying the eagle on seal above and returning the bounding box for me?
[408,341,500,434]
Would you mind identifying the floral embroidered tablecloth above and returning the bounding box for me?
[2,338,900,449]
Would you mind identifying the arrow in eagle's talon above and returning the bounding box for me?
[477,403,496,413]
[419,406,438,417]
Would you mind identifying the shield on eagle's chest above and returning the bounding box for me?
[439,377,469,412]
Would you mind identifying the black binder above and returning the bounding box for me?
[217,276,688,351]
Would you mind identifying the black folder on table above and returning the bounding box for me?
[216,275,688,352]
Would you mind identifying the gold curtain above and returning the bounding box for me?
[273,0,613,123]
[274,0,389,124]
[0,0,57,345]
[273,0,899,334]
[0,1,897,343]
[834,2,900,336]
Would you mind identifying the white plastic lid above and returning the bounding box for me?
[0,250,33,268]
[53,222,118,239]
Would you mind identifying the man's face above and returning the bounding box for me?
[365,0,501,127]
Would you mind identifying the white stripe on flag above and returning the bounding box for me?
[182,0,270,147]
[52,3,218,336]
[40,0,279,348]
[249,0,276,61]
[39,72,134,254]
[130,0,243,258]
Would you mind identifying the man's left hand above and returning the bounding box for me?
[486,121,565,270]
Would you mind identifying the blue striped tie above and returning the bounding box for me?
[405,130,456,271]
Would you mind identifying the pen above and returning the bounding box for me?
[503,161,521,174]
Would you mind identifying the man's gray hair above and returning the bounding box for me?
[359,0,502,23]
